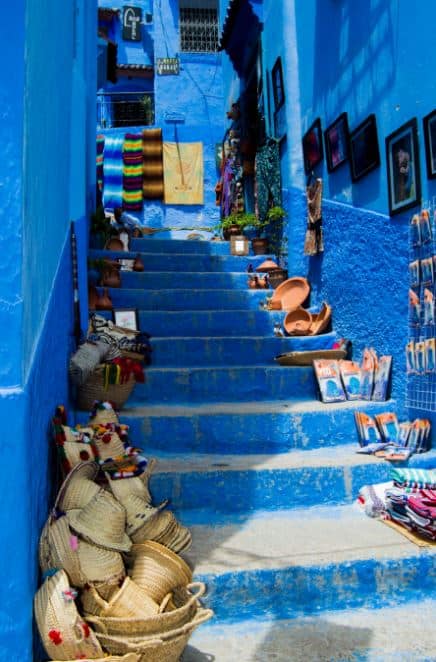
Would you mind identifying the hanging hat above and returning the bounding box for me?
[67,491,132,552]
[255,258,280,273]
[271,277,310,311]
[56,461,100,512]
[89,401,120,426]
[78,540,125,585]
[283,307,312,335]
[39,515,84,587]
[34,570,103,660]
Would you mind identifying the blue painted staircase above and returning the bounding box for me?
[88,238,436,660]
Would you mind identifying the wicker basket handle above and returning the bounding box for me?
[84,614,107,633]
[186,581,207,601]
[159,607,214,641]
[73,616,86,643]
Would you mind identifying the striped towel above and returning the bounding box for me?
[391,468,436,489]
[142,128,164,199]
[96,134,105,193]
[122,133,143,211]
[103,134,124,210]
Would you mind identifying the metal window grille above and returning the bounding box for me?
[97,92,155,129]
[179,7,219,53]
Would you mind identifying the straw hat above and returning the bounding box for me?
[128,541,192,603]
[60,440,98,473]
[78,540,125,585]
[48,655,139,662]
[130,509,192,553]
[89,401,119,426]
[92,428,127,462]
[67,490,132,552]
[39,515,84,587]
[34,570,103,660]
[56,461,100,512]
[106,458,157,504]
[81,576,159,619]
[123,494,168,537]
[85,582,206,638]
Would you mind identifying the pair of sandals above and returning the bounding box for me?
[283,302,332,336]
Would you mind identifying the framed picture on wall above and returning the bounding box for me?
[113,308,139,331]
[385,118,421,216]
[423,109,436,179]
[302,118,323,174]
[324,113,349,172]
[349,114,380,182]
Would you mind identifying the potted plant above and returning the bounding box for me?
[217,212,257,240]
[265,205,287,259]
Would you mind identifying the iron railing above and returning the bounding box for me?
[97,91,155,129]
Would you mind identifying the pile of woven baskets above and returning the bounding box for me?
[35,402,213,661]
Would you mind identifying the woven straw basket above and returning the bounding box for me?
[89,403,120,425]
[86,582,205,638]
[80,577,159,619]
[95,608,213,662]
[34,570,103,660]
[77,365,136,410]
[48,656,140,662]
[128,541,192,603]
[67,490,132,552]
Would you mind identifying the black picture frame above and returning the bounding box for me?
[324,112,349,172]
[302,118,323,174]
[423,109,436,179]
[349,114,380,182]
[112,308,139,331]
[385,118,421,216]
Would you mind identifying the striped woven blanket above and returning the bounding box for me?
[142,128,164,199]
[392,467,436,489]
[103,134,124,210]
[122,133,143,211]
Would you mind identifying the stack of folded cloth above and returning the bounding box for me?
[358,468,436,541]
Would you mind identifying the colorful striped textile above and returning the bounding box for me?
[122,133,143,211]
[103,134,124,210]
[96,134,105,193]
[391,468,436,489]
[142,128,164,199]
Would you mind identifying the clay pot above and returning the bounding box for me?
[223,224,241,241]
[88,285,99,310]
[101,264,121,288]
[96,287,113,311]
[251,238,269,255]
[133,254,145,272]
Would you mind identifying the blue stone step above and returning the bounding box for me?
[131,365,317,404]
[184,600,436,661]
[130,238,260,255]
[89,249,268,272]
[114,399,395,455]
[148,447,436,514]
[110,288,275,311]
[121,271,263,290]
[179,504,436,623]
[150,333,338,367]
[136,310,310,337]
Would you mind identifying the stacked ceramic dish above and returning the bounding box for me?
[35,402,212,661]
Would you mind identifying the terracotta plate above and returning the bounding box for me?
[271,277,310,311]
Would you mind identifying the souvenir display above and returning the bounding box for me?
[313,359,347,403]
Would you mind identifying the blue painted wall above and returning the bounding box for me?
[220,0,436,410]
[0,1,97,658]
[99,0,224,236]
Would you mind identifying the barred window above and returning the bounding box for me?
[179,1,219,53]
